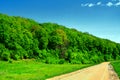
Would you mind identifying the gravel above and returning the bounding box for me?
[108,63,120,80]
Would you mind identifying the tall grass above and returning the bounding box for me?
[111,61,120,78]
[0,60,92,80]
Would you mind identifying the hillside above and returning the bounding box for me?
[0,13,120,64]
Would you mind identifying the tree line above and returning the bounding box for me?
[0,13,120,64]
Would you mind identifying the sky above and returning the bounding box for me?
[0,0,120,43]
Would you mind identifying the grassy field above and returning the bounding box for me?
[111,61,120,78]
[0,60,92,80]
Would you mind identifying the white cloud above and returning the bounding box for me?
[84,3,89,6]
[88,3,95,7]
[97,2,101,5]
[81,4,84,7]
[106,2,113,7]
[81,1,120,7]
[115,1,120,6]
[81,3,94,7]
[81,3,89,7]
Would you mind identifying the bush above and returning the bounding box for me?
[70,60,82,64]
[8,59,13,63]
[45,57,59,64]
[59,59,65,64]
[1,51,10,61]
[14,54,20,60]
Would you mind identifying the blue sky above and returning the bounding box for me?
[0,0,120,43]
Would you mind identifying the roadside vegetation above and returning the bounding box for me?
[111,61,120,78]
[0,60,92,80]
[0,13,120,64]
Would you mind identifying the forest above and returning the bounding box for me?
[0,13,120,64]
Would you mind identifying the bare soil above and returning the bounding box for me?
[108,64,119,80]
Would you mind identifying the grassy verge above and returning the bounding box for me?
[0,60,92,80]
[111,61,120,78]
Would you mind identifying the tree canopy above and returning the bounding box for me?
[0,13,120,64]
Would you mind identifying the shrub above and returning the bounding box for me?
[8,59,13,63]
[45,57,59,64]
[14,54,20,60]
[1,51,10,61]
[59,59,65,64]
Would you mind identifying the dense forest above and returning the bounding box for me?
[0,13,120,64]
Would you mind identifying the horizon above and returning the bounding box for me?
[0,0,120,43]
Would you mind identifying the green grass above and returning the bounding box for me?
[111,61,120,78]
[0,60,92,80]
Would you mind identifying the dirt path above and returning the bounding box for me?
[46,62,119,80]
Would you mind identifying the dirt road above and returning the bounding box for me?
[47,62,111,80]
